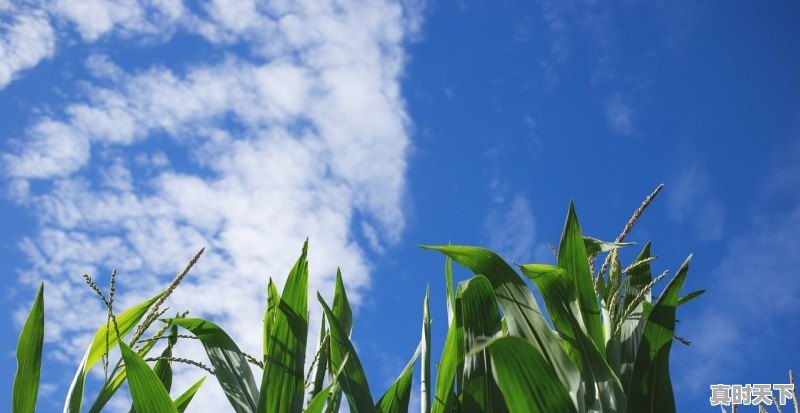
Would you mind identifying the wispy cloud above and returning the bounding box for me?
[483,180,537,263]
[3,0,423,409]
[676,201,800,391]
[666,167,725,241]
[605,94,636,136]
[674,136,800,397]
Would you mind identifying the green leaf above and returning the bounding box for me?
[170,317,258,413]
[119,342,178,413]
[520,264,625,412]
[258,241,310,413]
[318,293,375,413]
[307,314,329,403]
[326,268,354,413]
[264,278,281,361]
[557,202,605,353]
[445,257,455,326]
[13,283,44,413]
[625,255,692,413]
[422,245,581,406]
[88,365,128,413]
[87,293,164,369]
[609,243,654,393]
[304,354,349,413]
[421,285,431,413]
[677,290,704,306]
[376,345,420,413]
[486,337,577,413]
[129,327,177,413]
[431,298,461,413]
[457,275,506,412]
[174,377,206,413]
[88,328,166,413]
[64,292,163,413]
[332,268,353,336]
[583,237,634,257]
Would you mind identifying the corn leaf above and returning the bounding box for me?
[520,264,625,412]
[421,285,432,413]
[583,237,634,257]
[304,385,333,413]
[304,354,349,413]
[458,275,506,412]
[307,314,329,403]
[609,243,653,393]
[174,377,206,413]
[677,290,704,306]
[625,256,691,413]
[376,345,420,413]
[64,292,162,413]
[88,365,128,413]
[421,245,581,406]
[119,342,178,413]
[445,257,455,326]
[13,283,44,413]
[557,202,605,353]
[129,326,177,413]
[258,241,310,413]
[264,278,281,361]
[326,268,354,413]
[431,296,462,413]
[318,293,375,413]
[486,337,577,413]
[88,327,167,413]
[170,317,258,413]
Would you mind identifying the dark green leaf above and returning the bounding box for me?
[677,290,704,306]
[486,337,577,413]
[520,264,625,412]
[625,256,692,413]
[557,202,605,353]
[170,317,258,413]
[318,293,374,413]
[458,275,506,412]
[422,245,581,405]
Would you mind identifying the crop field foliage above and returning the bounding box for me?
[12,185,787,413]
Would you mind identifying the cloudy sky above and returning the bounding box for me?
[1,0,798,411]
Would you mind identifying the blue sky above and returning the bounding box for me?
[1,0,799,412]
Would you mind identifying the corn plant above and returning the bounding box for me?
[15,186,770,413]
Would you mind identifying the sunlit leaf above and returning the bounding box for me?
[13,283,44,413]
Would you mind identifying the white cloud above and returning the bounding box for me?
[0,8,55,89]
[4,0,422,409]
